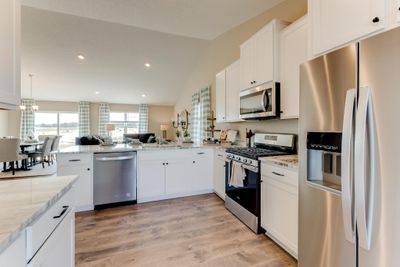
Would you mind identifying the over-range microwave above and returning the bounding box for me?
[239,82,280,120]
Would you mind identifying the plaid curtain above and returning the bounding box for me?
[191,92,201,143]
[139,104,149,133]
[191,87,211,143]
[98,103,110,136]
[78,101,90,136]
[20,99,36,141]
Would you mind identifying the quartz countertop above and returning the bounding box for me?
[57,143,244,154]
[0,175,78,254]
[260,154,298,169]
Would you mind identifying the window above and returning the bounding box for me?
[109,112,139,142]
[35,112,79,146]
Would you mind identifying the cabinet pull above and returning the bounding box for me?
[69,159,81,162]
[53,206,69,219]
[193,161,196,164]
[272,171,284,177]
[87,168,90,171]
[372,17,380,23]
[197,152,205,155]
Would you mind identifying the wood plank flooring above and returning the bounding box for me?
[75,194,296,267]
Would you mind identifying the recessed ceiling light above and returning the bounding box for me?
[77,55,85,60]
[144,63,151,68]
[141,94,146,98]
[95,91,100,95]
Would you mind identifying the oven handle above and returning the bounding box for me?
[261,90,269,112]
[231,159,258,173]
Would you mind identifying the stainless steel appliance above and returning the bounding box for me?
[225,133,295,233]
[93,151,137,209]
[299,27,400,267]
[239,82,280,120]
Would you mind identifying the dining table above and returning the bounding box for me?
[20,141,44,153]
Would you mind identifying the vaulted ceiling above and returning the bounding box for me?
[20,0,284,105]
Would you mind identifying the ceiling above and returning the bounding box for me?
[21,7,209,105]
[21,0,284,40]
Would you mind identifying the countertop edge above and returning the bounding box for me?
[0,176,78,254]
[260,156,299,170]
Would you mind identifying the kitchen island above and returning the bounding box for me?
[0,175,78,266]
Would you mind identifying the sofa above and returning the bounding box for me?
[123,133,156,143]
[75,135,105,145]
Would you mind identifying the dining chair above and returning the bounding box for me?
[50,136,61,163]
[29,136,55,168]
[0,138,28,175]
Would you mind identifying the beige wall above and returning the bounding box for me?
[4,100,174,139]
[174,0,307,140]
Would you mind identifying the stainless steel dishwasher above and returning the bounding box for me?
[93,151,137,209]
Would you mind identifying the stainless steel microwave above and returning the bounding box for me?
[239,82,280,120]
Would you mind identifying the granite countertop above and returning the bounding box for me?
[0,175,78,254]
[260,154,298,169]
[57,143,244,154]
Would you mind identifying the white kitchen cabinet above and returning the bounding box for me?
[261,161,298,258]
[240,19,288,91]
[215,60,242,123]
[309,0,386,56]
[137,149,214,203]
[57,153,93,211]
[280,16,308,119]
[215,70,226,123]
[28,209,75,267]
[213,150,226,200]
[0,0,20,109]
[0,233,25,267]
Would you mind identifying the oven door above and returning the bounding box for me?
[239,82,278,120]
[225,161,259,216]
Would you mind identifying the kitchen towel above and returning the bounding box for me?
[229,161,246,188]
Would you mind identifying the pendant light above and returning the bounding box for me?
[20,74,39,111]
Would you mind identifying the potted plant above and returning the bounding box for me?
[183,130,191,142]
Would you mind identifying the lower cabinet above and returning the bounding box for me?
[137,149,213,203]
[0,233,26,267]
[213,150,226,200]
[57,153,94,211]
[27,209,75,267]
[261,162,298,258]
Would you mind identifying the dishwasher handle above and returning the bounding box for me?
[96,155,135,161]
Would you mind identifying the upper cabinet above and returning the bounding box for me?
[0,0,20,109]
[240,19,289,91]
[215,60,243,123]
[309,0,386,56]
[280,16,309,120]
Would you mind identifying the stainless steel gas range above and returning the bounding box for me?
[225,133,296,233]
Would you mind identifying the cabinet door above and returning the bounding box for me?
[254,23,274,86]
[28,210,75,267]
[240,40,255,90]
[0,233,25,267]
[215,70,226,122]
[58,165,93,211]
[213,156,226,200]
[0,0,20,109]
[261,175,298,257]
[280,16,308,119]
[165,159,191,195]
[310,0,386,56]
[137,159,165,201]
[191,150,213,192]
[225,60,242,122]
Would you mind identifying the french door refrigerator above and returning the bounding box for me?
[299,26,400,267]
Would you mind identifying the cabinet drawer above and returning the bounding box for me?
[261,163,298,187]
[57,153,92,167]
[26,188,74,261]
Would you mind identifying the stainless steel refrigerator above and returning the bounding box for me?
[299,26,400,267]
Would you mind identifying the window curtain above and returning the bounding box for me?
[139,104,149,133]
[20,99,35,141]
[191,86,211,143]
[78,101,90,136]
[98,103,110,136]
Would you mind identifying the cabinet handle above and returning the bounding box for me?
[69,159,80,162]
[87,168,90,171]
[197,152,205,155]
[372,17,380,23]
[272,171,284,177]
[193,161,196,164]
[166,163,169,165]
[53,206,69,219]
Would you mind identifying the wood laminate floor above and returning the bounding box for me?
[75,194,296,267]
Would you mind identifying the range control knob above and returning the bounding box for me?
[243,159,247,163]
[248,160,252,164]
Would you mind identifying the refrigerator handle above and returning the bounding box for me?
[355,87,379,250]
[341,88,356,243]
